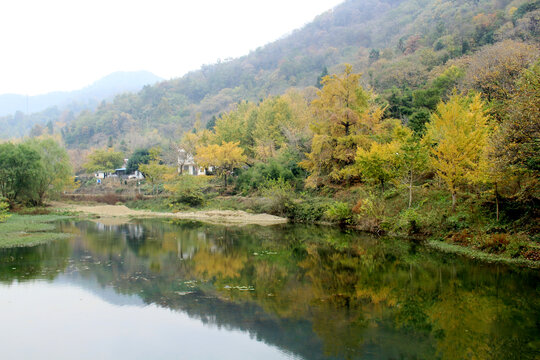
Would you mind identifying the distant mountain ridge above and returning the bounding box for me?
[3,0,539,146]
[0,71,163,116]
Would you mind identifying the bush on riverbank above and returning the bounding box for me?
[0,198,10,223]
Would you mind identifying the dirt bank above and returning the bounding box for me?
[51,202,288,226]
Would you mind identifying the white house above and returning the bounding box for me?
[177,149,207,176]
[95,171,107,179]
[128,170,145,180]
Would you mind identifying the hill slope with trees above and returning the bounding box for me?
[51,0,539,150]
[0,71,162,139]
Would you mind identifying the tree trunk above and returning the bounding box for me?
[451,191,457,212]
[495,183,499,222]
[408,170,413,208]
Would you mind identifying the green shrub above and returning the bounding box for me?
[286,198,330,223]
[353,194,388,233]
[0,198,10,223]
[325,202,354,226]
[236,160,296,194]
[235,150,306,194]
[260,178,295,216]
[167,176,209,207]
[394,207,422,235]
[506,237,528,258]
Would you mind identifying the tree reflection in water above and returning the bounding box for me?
[0,218,538,359]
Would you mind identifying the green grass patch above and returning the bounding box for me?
[125,198,171,212]
[427,240,540,269]
[0,214,73,248]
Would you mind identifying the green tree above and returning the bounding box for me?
[395,128,429,208]
[316,66,328,89]
[126,149,150,174]
[0,143,42,203]
[252,97,292,161]
[214,102,257,157]
[138,147,176,195]
[84,148,125,173]
[26,138,73,205]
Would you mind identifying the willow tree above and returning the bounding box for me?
[301,64,383,187]
[425,93,490,211]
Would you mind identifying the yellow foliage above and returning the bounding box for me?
[193,248,247,280]
[196,141,247,186]
[425,93,491,208]
[302,64,388,187]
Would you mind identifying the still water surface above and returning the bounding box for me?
[0,219,538,359]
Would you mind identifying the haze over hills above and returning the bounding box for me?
[3,0,539,147]
[0,70,162,116]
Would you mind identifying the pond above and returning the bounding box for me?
[0,219,538,359]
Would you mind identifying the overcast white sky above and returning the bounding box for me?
[0,0,343,95]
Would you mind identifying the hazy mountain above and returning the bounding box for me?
[0,70,163,116]
[3,0,538,146]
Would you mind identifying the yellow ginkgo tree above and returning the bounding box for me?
[196,141,247,187]
[425,93,491,211]
[301,64,385,187]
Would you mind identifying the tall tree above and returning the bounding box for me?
[395,127,429,208]
[425,93,491,210]
[301,65,382,187]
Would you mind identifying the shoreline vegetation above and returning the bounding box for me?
[0,200,537,269]
[0,213,73,248]
[49,201,540,268]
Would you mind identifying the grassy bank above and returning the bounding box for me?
[427,240,540,269]
[0,214,73,248]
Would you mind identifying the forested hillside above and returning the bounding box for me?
[0,71,162,139]
[5,0,539,149]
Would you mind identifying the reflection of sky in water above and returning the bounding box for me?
[1,219,538,360]
[0,282,300,360]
